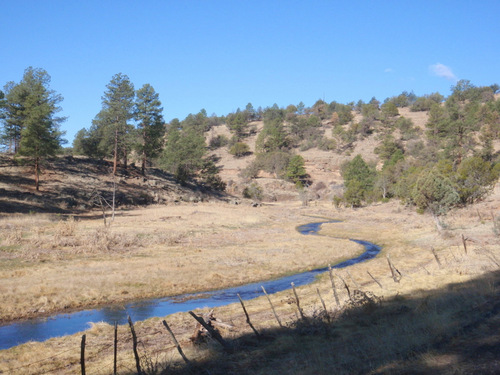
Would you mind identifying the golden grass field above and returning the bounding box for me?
[0,189,499,374]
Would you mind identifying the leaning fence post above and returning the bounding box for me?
[237,294,260,338]
[188,311,232,353]
[291,282,305,320]
[461,234,468,255]
[337,273,351,299]
[80,334,86,375]
[261,286,283,328]
[162,319,190,364]
[128,316,142,375]
[328,265,340,307]
[367,271,383,289]
[431,247,442,268]
[346,270,361,289]
[316,288,330,323]
[386,255,401,283]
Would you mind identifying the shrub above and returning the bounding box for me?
[209,134,229,149]
[317,137,337,151]
[229,142,250,157]
[243,183,263,201]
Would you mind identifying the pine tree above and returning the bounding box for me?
[341,155,376,207]
[285,155,308,187]
[2,67,66,190]
[134,84,165,175]
[93,73,135,175]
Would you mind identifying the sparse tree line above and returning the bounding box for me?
[0,69,226,191]
[1,68,499,214]
[337,81,500,229]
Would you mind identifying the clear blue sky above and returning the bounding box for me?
[2,1,499,144]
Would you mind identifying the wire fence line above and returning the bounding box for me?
[5,233,497,374]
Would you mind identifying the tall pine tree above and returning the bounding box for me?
[93,73,135,175]
[134,84,164,175]
[2,67,66,190]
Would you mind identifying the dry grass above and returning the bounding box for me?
[1,188,499,374]
[0,202,362,322]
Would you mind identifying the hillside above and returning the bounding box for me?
[0,155,227,215]
[208,107,433,201]
[2,99,500,214]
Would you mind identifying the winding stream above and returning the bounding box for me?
[0,220,381,350]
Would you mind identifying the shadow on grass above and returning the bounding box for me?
[128,270,499,375]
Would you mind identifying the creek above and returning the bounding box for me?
[0,220,381,350]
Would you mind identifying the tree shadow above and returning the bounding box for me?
[125,270,500,374]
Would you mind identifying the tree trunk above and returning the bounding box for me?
[141,150,146,176]
[113,128,118,175]
[141,130,147,176]
[35,157,39,191]
[433,214,444,232]
[122,148,127,171]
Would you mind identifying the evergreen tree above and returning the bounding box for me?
[1,81,29,153]
[226,110,248,139]
[93,73,135,174]
[425,102,450,150]
[455,157,499,204]
[160,127,206,183]
[285,155,308,187]
[3,67,66,190]
[255,117,289,153]
[412,167,459,230]
[341,155,376,207]
[134,84,165,174]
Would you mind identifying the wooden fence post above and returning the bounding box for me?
[431,247,442,268]
[162,319,190,364]
[188,311,232,353]
[80,334,86,375]
[346,270,361,289]
[386,255,401,283]
[328,265,340,307]
[316,288,330,323]
[113,322,118,375]
[261,286,283,328]
[237,294,260,338]
[128,316,142,375]
[367,271,383,289]
[337,273,351,299]
[291,282,305,320]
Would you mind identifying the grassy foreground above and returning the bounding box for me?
[0,202,361,322]
[0,197,499,374]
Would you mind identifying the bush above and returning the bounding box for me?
[240,160,262,179]
[209,134,229,149]
[229,142,250,157]
[317,137,337,151]
[243,183,263,201]
[257,151,291,178]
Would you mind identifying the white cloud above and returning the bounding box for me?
[384,68,393,73]
[429,63,457,82]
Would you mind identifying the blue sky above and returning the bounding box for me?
[1,1,499,143]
